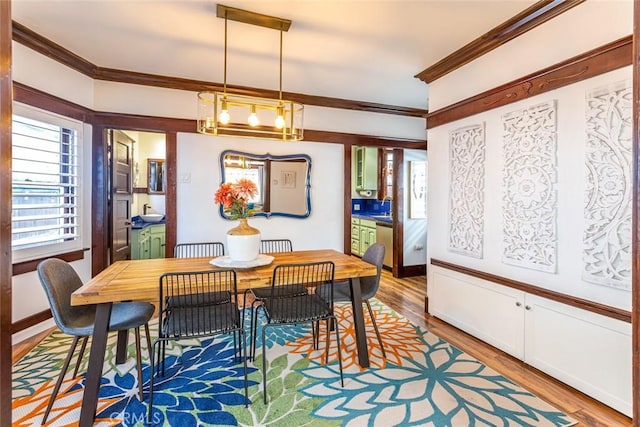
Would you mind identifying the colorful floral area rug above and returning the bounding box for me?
[12,300,576,426]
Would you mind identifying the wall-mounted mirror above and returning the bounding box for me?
[220,150,311,218]
[148,158,165,194]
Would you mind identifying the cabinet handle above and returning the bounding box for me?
[515,302,522,307]
[525,305,532,310]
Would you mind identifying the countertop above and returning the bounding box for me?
[352,213,393,226]
[131,215,166,229]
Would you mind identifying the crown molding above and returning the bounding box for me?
[12,21,427,119]
[426,36,632,128]
[415,0,585,84]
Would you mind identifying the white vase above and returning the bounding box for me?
[226,218,261,262]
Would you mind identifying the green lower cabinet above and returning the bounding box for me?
[132,224,165,259]
[149,224,166,259]
[131,227,150,260]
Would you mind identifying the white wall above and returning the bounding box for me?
[427,1,633,312]
[176,133,344,252]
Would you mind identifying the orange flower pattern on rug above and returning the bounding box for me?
[286,299,424,370]
[12,377,119,426]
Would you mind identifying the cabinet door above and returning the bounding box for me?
[149,225,166,259]
[140,233,150,259]
[429,267,525,359]
[359,226,369,254]
[355,147,365,190]
[524,294,631,415]
[351,238,360,255]
[354,147,378,191]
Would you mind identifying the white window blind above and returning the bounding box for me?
[11,105,82,260]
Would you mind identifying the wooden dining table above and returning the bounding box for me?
[71,249,377,426]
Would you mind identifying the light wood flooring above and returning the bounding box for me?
[12,270,632,426]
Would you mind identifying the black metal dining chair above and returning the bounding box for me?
[255,261,343,403]
[172,242,231,309]
[37,258,154,424]
[173,242,225,258]
[147,268,248,423]
[243,239,302,359]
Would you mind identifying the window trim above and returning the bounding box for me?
[11,102,84,263]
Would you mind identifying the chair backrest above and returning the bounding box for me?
[37,258,95,335]
[360,243,386,299]
[259,239,293,254]
[269,261,335,318]
[159,269,238,338]
[174,242,225,258]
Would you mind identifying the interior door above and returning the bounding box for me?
[110,129,134,263]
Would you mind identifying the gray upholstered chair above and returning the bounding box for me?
[326,242,387,358]
[174,242,225,258]
[37,258,154,424]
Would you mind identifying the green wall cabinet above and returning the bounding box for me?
[354,146,378,191]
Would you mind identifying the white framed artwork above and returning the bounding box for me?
[448,123,485,258]
[502,101,558,273]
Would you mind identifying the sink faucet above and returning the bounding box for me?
[382,196,392,217]
[143,203,151,215]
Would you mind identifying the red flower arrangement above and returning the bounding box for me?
[214,179,258,220]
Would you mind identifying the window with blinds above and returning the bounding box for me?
[11,105,83,260]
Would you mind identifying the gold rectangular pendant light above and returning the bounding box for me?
[197,4,304,141]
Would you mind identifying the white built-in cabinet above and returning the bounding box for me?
[429,265,631,416]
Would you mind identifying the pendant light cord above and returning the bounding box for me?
[223,15,228,94]
[279,29,283,102]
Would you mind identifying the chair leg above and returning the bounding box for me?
[134,327,145,402]
[262,323,269,404]
[147,339,160,425]
[144,323,153,362]
[241,289,250,329]
[365,299,386,358]
[333,316,344,387]
[42,335,82,424]
[240,329,248,407]
[250,302,262,361]
[71,336,89,378]
[324,319,330,365]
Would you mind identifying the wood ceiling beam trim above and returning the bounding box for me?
[12,21,427,118]
[415,0,585,84]
[13,82,426,149]
[426,35,632,128]
[12,21,97,77]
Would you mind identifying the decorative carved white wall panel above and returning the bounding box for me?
[583,81,632,290]
[502,101,557,272]
[448,124,485,258]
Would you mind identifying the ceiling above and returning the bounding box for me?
[11,0,535,111]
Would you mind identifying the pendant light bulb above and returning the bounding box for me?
[275,106,285,129]
[218,98,230,125]
[248,105,260,127]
